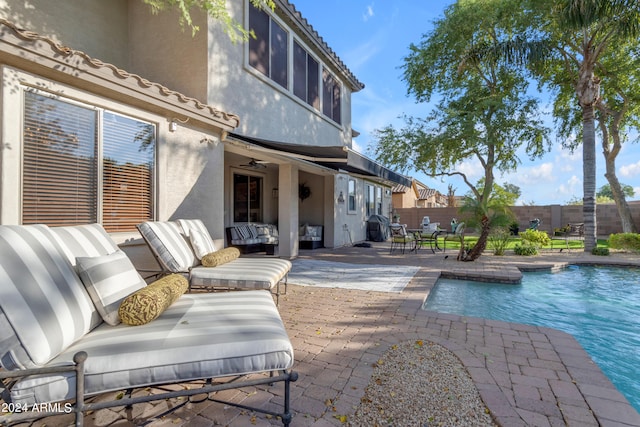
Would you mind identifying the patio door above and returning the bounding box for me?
[233,173,263,223]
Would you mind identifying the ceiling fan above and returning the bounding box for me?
[240,158,268,169]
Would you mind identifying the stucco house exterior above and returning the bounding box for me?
[0,0,408,261]
[392,180,447,210]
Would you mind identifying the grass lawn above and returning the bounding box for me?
[420,235,604,253]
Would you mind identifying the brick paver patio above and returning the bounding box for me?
[12,244,640,426]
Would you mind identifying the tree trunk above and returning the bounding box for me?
[582,103,598,252]
[599,106,638,234]
[605,160,637,233]
[459,217,490,261]
[577,60,599,252]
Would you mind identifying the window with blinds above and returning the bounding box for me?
[22,91,155,232]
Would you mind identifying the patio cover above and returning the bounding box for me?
[229,133,411,187]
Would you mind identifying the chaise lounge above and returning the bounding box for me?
[0,223,297,426]
[137,219,292,303]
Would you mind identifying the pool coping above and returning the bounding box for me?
[420,258,640,426]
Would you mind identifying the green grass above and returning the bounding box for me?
[420,235,606,252]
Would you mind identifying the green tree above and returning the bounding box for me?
[141,0,274,40]
[457,196,514,261]
[597,183,635,200]
[372,0,549,261]
[488,0,640,250]
[466,179,521,206]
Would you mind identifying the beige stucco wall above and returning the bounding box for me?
[0,0,129,67]
[205,1,353,148]
[127,1,209,103]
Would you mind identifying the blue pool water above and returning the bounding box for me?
[423,265,640,412]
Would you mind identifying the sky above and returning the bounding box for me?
[292,1,640,205]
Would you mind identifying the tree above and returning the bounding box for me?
[490,0,640,249]
[597,183,635,200]
[372,0,549,261]
[457,196,514,261]
[141,0,275,40]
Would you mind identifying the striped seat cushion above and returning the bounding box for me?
[190,258,292,290]
[10,291,295,405]
[137,221,198,273]
[0,225,96,369]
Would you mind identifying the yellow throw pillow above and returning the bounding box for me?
[118,274,188,326]
[201,247,241,267]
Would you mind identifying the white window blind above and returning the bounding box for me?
[22,91,155,231]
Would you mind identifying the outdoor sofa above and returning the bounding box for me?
[138,220,291,303]
[299,224,324,250]
[0,223,297,426]
[225,223,279,253]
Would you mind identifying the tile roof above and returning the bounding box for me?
[0,19,240,130]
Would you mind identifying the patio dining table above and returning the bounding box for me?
[407,229,448,253]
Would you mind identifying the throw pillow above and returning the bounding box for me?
[201,247,241,267]
[118,274,188,326]
[76,250,147,326]
[189,229,217,260]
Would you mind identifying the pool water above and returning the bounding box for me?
[423,265,640,412]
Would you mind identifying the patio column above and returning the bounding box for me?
[278,163,299,258]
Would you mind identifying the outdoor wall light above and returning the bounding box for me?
[272,188,279,199]
[337,191,345,203]
[169,117,189,132]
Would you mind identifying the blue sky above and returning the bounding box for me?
[292,1,640,205]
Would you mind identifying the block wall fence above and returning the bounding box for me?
[392,202,640,237]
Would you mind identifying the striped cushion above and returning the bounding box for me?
[0,225,96,368]
[190,258,291,290]
[51,224,120,267]
[178,219,217,259]
[51,223,121,329]
[10,291,295,404]
[137,221,197,273]
[76,250,147,326]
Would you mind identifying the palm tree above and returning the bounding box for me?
[482,0,640,251]
[457,196,514,261]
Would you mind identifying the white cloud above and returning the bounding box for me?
[362,4,374,21]
[620,160,640,178]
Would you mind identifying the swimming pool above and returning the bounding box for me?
[423,265,640,412]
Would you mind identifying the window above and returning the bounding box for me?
[365,184,375,217]
[322,69,342,124]
[376,187,383,215]
[249,5,288,89]
[22,90,155,232]
[233,173,263,223]
[348,178,356,213]
[293,41,320,110]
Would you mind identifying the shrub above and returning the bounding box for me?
[591,247,610,256]
[609,233,640,252]
[519,229,551,248]
[488,227,511,256]
[514,242,538,256]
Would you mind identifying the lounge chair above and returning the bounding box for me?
[137,220,292,303]
[0,223,296,426]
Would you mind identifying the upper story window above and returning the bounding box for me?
[22,90,155,232]
[248,3,343,125]
[249,5,288,89]
[322,70,342,124]
[293,41,320,110]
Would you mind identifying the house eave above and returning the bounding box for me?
[0,19,240,133]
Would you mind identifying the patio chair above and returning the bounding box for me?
[443,221,465,252]
[137,220,291,303]
[389,224,416,254]
[553,222,585,251]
